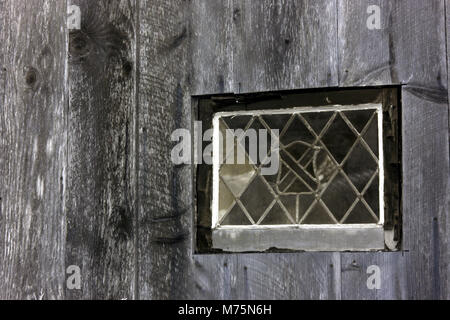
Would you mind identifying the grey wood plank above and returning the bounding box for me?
[0,0,67,299]
[341,90,450,300]
[138,0,341,300]
[66,0,137,299]
[339,1,449,300]
[338,0,447,94]
[401,89,449,299]
[445,0,450,300]
[193,253,341,300]
[233,0,339,93]
[137,0,193,299]
[340,253,407,300]
[191,0,234,95]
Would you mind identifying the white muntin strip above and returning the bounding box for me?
[215,103,382,117]
[377,105,385,225]
[212,225,385,252]
[211,115,220,229]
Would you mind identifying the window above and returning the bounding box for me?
[195,88,401,253]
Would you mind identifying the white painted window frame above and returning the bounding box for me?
[211,103,386,252]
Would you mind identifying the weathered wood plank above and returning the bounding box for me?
[192,253,341,300]
[340,253,407,300]
[138,0,342,300]
[190,0,341,300]
[445,0,450,300]
[339,0,449,300]
[66,0,137,299]
[233,0,339,93]
[191,0,234,95]
[0,0,67,299]
[188,0,340,300]
[137,0,193,299]
[338,0,447,95]
[341,91,449,300]
[401,90,449,299]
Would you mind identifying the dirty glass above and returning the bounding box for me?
[215,107,381,226]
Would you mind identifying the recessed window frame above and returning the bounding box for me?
[193,87,402,254]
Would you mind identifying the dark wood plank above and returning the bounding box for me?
[338,0,447,94]
[233,0,339,93]
[65,0,137,299]
[191,0,234,95]
[0,0,67,299]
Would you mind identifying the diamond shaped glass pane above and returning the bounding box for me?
[240,176,274,222]
[321,114,357,164]
[221,204,252,225]
[321,172,357,222]
[343,142,378,192]
[260,203,292,225]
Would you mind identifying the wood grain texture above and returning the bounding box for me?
[0,0,67,299]
[191,0,234,95]
[66,0,137,299]
[341,91,449,300]
[340,252,407,300]
[338,0,447,96]
[190,0,340,300]
[0,0,448,300]
[445,0,450,301]
[138,0,341,300]
[192,253,341,300]
[137,0,193,299]
[233,0,338,93]
[338,0,449,300]
[401,90,449,299]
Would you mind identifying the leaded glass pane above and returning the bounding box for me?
[214,106,382,227]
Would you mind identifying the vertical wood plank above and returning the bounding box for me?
[338,0,447,92]
[137,0,193,299]
[339,0,449,300]
[186,0,341,300]
[340,253,407,300]
[0,0,67,299]
[138,0,341,300]
[192,253,340,300]
[191,0,234,95]
[445,0,450,300]
[233,0,338,93]
[340,93,449,300]
[401,90,449,299]
[66,0,137,299]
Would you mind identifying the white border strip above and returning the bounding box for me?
[212,225,385,252]
[377,106,385,225]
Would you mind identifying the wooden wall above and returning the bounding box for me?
[0,0,448,299]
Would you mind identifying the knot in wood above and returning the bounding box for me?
[23,66,39,89]
[69,31,92,60]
